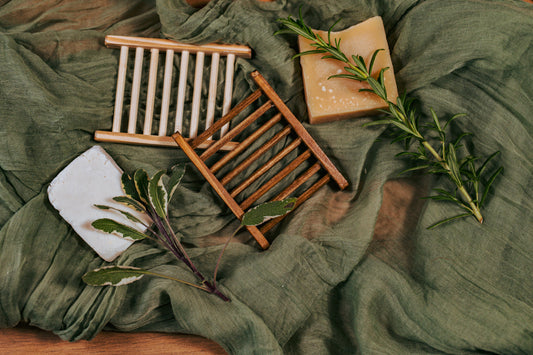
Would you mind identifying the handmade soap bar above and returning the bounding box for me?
[298,16,398,124]
[48,146,150,262]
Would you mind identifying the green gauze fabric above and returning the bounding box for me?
[1,0,533,353]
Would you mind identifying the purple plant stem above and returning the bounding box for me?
[150,210,230,302]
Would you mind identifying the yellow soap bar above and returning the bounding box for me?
[298,16,398,124]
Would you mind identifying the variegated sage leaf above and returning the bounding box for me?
[241,197,297,226]
[121,173,140,201]
[113,196,146,212]
[92,218,149,241]
[82,265,148,286]
[94,204,146,225]
[134,169,149,203]
[167,164,186,202]
[148,170,168,218]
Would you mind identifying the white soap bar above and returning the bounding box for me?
[48,146,150,262]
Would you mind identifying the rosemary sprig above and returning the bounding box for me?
[276,12,503,228]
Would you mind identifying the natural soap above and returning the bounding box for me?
[48,146,150,262]
[298,16,398,124]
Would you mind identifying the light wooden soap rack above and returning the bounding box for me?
[94,35,252,150]
[172,71,348,249]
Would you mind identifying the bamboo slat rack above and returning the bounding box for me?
[172,71,348,249]
[94,35,252,150]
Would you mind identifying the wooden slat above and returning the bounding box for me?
[171,131,270,249]
[159,49,174,136]
[175,50,190,134]
[219,125,292,185]
[229,138,302,198]
[250,71,349,190]
[259,174,331,234]
[205,53,220,132]
[271,162,322,201]
[112,45,129,132]
[188,89,263,149]
[105,35,252,58]
[94,131,238,150]
[245,224,271,250]
[239,150,312,210]
[199,100,273,161]
[190,51,205,138]
[221,53,236,137]
[210,112,282,174]
[144,48,159,135]
[128,47,144,133]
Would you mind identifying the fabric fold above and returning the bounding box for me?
[1,0,532,354]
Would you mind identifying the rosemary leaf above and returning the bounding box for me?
[427,213,472,230]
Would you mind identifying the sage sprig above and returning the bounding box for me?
[276,12,503,228]
[83,164,296,301]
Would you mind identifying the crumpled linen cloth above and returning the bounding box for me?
[1,0,532,353]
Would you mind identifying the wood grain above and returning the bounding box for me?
[188,89,263,149]
[250,71,349,190]
[105,36,252,58]
[229,137,302,198]
[219,125,292,186]
[0,324,227,354]
[94,131,239,151]
[210,113,283,174]
[172,131,271,249]
[239,149,312,211]
[271,162,322,201]
[199,100,273,161]
[260,174,331,234]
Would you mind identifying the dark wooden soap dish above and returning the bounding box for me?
[172,71,348,249]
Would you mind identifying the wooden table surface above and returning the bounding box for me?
[0,323,227,354]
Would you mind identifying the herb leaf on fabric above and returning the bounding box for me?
[276,11,503,228]
[84,164,296,301]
